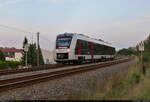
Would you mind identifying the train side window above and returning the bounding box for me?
[83,40,88,54]
[105,46,108,55]
[84,41,88,55]
[82,41,86,49]
[86,42,90,55]
[95,43,99,55]
[107,46,110,55]
[80,40,84,54]
[88,42,90,50]
[99,44,103,55]
[103,45,107,55]
[75,39,79,54]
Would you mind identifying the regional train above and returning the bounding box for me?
[54,33,116,64]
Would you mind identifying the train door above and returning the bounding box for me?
[78,40,81,55]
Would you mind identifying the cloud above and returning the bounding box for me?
[46,0,69,2]
[97,15,150,49]
[56,13,150,50]
[0,0,24,7]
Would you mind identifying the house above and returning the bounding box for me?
[1,49,23,61]
[1,48,56,64]
[41,49,56,64]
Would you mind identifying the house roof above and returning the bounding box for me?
[1,49,23,53]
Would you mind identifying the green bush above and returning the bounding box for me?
[0,61,7,70]
[142,52,150,63]
[7,61,21,69]
[0,61,21,70]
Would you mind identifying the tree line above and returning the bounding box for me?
[0,37,44,67]
[117,34,150,57]
[21,37,44,66]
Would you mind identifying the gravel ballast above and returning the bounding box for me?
[0,60,120,80]
[0,58,138,100]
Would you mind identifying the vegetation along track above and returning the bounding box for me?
[0,57,135,93]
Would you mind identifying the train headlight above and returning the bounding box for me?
[58,54,64,58]
[57,53,68,59]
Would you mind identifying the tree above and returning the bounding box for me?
[23,36,28,48]
[144,34,150,52]
[0,50,5,61]
[117,48,137,56]
[21,36,28,65]
[39,46,44,65]
[21,37,44,66]
[27,43,44,66]
[27,43,37,66]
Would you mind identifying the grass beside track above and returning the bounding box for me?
[62,58,150,100]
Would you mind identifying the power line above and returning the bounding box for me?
[0,41,7,47]
[0,40,19,48]
[0,24,36,34]
[0,24,52,42]
[0,24,53,50]
[40,34,54,43]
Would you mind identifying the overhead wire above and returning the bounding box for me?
[0,24,52,42]
[39,34,55,51]
[0,24,35,48]
[0,41,7,48]
[0,24,53,50]
[40,34,55,44]
[0,24,36,34]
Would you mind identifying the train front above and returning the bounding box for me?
[54,33,74,64]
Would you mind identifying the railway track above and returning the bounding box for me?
[0,57,135,93]
[0,58,122,76]
[0,64,67,76]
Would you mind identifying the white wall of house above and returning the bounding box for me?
[15,52,22,61]
[41,49,56,64]
[5,52,22,61]
[4,49,55,64]
[5,57,16,61]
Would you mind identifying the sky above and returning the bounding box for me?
[0,0,150,51]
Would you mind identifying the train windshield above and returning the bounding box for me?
[56,37,72,49]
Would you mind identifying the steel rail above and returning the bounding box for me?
[0,58,121,76]
[0,64,67,76]
[0,57,134,93]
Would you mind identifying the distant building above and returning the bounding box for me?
[41,49,56,64]
[1,49,23,61]
[1,48,55,64]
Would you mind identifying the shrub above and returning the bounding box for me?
[142,52,150,63]
[0,51,5,61]
[6,61,21,69]
[0,61,21,70]
[0,61,7,70]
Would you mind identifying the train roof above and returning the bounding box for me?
[58,33,115,48]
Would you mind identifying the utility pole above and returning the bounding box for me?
[139,41,145,75]
[139,41,144,64]
[26,51,27,67]
[24,43,28,68]
[37,32,40,67]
